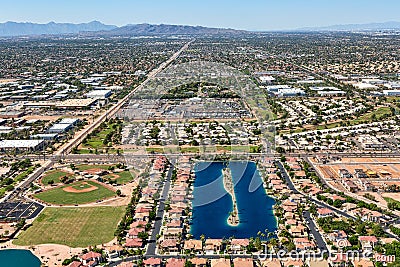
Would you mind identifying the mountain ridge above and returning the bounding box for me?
[0,21,117,37]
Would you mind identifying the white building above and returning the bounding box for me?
[0,139,45,152]
[86,89,112,99]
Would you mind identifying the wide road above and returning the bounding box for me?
[1,39,194,203]
[146,160,174,256]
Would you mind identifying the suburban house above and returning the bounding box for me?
[205,239,223,254]
[230,239,250,254]
[183,239,203,253]
[211,258,231,267]
[316,208,334,218]
[143,258,162,267]
[358,236,378,251]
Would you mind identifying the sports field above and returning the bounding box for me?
[40,170,73,185]
[14,206,125,247]
[105,171,135,185]
[34,180,115,205]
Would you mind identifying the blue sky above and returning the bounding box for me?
[1,0,400,30]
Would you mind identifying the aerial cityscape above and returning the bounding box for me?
[1,1,400,267]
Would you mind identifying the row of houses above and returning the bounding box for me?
[158,156,192,254]
[124,156,169,251]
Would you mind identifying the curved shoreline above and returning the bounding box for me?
[222,167,239,226]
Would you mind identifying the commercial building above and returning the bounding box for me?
[86,89,112,99]
[48,118,80,133]
[0,139,45,152]
[277,88,306,97]
[383,90,400,96]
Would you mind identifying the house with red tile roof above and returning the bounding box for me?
[143,257,162,267]
[130,221,146,228]
[205,239,223,254]
[125,238,143,248]
[211,258,231,267]
[159,239,180,253]
[282,259,304,267]
[294,238,317,251]
[163,227,183,239]
[358,236,378,251]
[258,258,281,267]
[127,227,144,238]
[328,253,348,267]
[183,239,203,252]
[316,208,334,218]
[190,258,207,267]
[230,239,250,253]
[116,263,134,267]
[79,251,102,266]
[166,258,185,267]
[233,258,253,267]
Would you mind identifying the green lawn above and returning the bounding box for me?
[41,170,73,185]
[34,180,115,205]
[146,147,165,153]
[76,164,112,171]
[14,206,125,247]
[105,171,135,185]
[14,166,36,183]
[384,197,400,210]
[180,147,200,153]
[79,120,122,152]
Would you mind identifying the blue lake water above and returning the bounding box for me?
[0,249,41,267]
[190,161,277,239]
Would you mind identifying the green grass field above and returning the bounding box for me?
[14,206,125,247]
[34,180,115,205]
[78,120,122,154]
[41,170,73,185]
[76,164,111,171]
[105,171,135,185]
[384,197,400,210]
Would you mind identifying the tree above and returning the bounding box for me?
[116,189,122,196]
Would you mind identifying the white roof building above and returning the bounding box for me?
[0,139,45,151]
[86,89,112,99]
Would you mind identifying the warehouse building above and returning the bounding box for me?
[0,140,45,152]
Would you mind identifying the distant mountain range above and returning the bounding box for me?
[1,21,400,37]
[0,21,117,37]
[103,23,245,36]
[297,21,400,32]
[0,21,245,37]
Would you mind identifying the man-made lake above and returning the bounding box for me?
[0,249,41,267]
[191,161,277,239]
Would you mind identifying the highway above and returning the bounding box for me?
[1,39,194,203]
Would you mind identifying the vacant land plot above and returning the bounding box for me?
[40,170,73,185]
[14,206,125,247]
[34,180,115,205]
